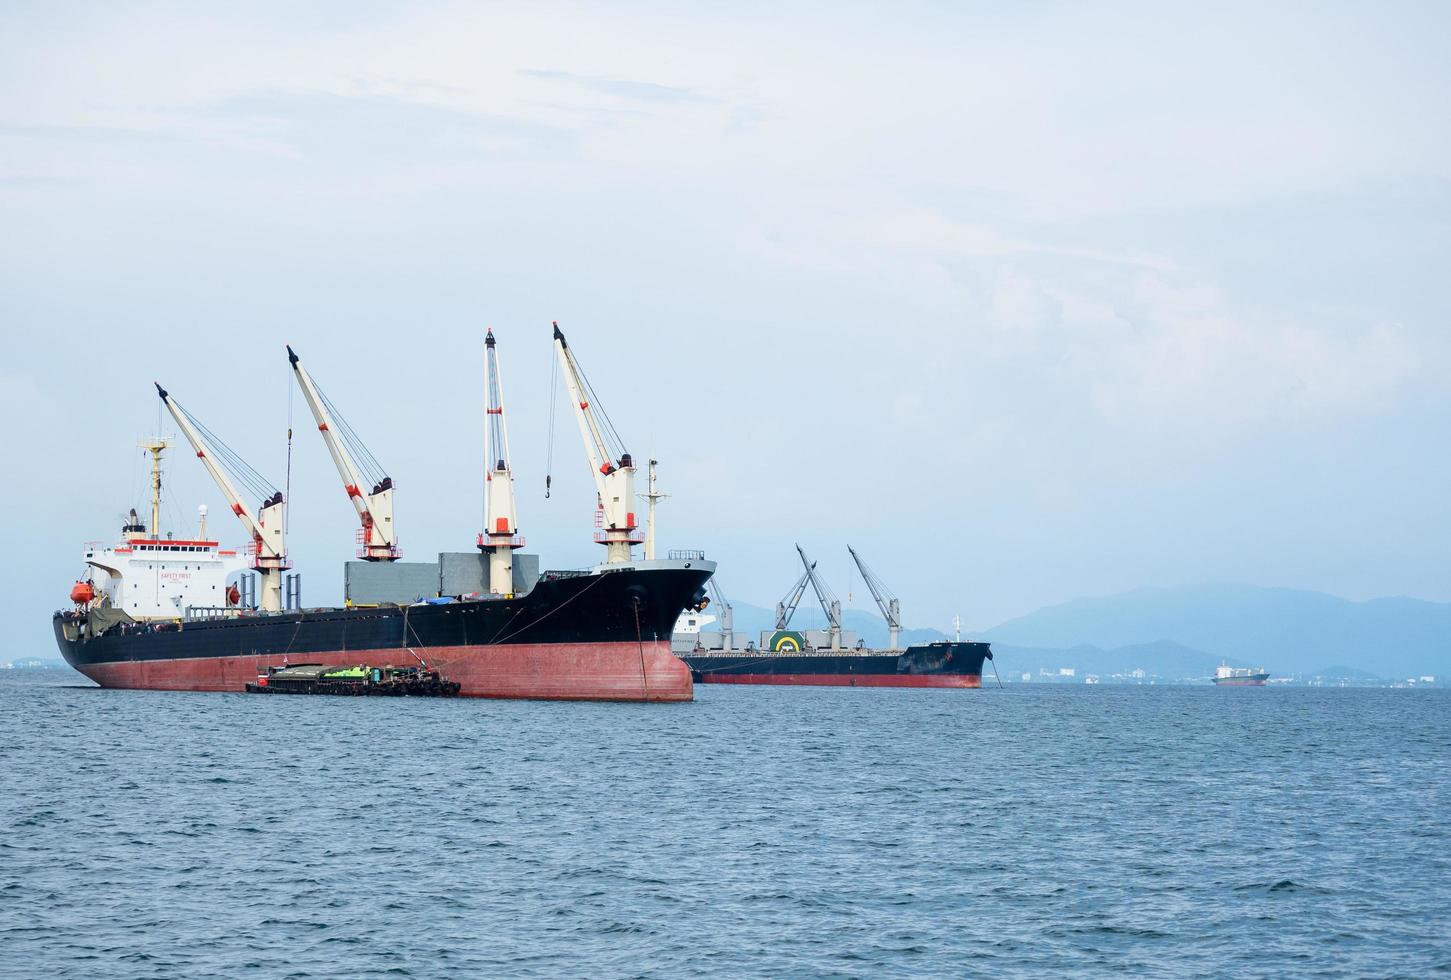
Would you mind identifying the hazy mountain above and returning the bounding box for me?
[983,583,1451,679]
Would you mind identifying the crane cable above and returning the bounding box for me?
[285,366,293,513]
[544,341,558,498]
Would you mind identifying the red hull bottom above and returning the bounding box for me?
[695,673,982,688]
[75,640,693,702]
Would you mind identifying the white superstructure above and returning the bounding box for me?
[81,529,247,620]
[74,447,248,622]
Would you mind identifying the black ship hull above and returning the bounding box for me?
[54,563,712,702]
[681,641,992,688]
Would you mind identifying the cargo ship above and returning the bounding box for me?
[673,545,993,688]
[1211,663,1270,686]
[53,325,711,702]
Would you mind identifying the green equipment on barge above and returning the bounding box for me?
[246,664,461,697]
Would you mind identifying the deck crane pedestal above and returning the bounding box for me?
[479,329,523,594]
[848,545,902,651]
[287,346,398,561]
[156,383,290,612]
[552,322,639,565]
[795,544,844,650]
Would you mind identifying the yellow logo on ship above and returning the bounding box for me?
[770,630,805,653]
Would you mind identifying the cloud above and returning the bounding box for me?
[187,88,573,163]
[520,69,707,104]
[986,268,1427,437]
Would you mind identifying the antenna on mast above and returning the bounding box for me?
[138,438,169,541]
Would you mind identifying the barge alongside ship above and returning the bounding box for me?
[55,324,710,702]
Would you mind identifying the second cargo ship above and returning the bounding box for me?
[674,545,993,688]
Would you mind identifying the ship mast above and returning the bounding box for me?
[138,438,168,541]
[156,383,290,612]
[287,346,398,561]
[640,459,668,560]
[479,329,522,593]
[552,321,637,564]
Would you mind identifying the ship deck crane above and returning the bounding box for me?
[552,322,638,564]
[479,329,523,593]
[287,346,398,561]
[775,562,815,630]
[708,576,734,652]
[156,383,290,612]
[796,544,843,650]
[848,545,902,651]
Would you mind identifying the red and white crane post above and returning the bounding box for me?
[287,346,399,561]
[155,383,290,612]
[479,329,523,593]
[552,321,638,564]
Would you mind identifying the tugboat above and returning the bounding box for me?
[53,325,711,702]
[1211,663,1271,686]
[674,546,993,688]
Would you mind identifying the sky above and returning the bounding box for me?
[2,1,1449,649]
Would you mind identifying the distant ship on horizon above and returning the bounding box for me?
[1212,662,1270,686]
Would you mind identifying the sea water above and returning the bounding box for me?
[2,673,1448,977]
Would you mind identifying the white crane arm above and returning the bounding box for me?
[552,322,612,503]
[287,348,367,517]
[287,347,397,556]
[156,383,278,556]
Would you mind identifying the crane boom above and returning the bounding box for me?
[155,383,289,612]
[848,545,902,650]
[708,576,734,652]
[480,329,522,593]
[774,564,814,629]
[796,544,843,648]
[287,346,398,561]
[552,322,637,564]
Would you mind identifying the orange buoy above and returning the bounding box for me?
[70,581,94,605]
[226,585,241,606]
